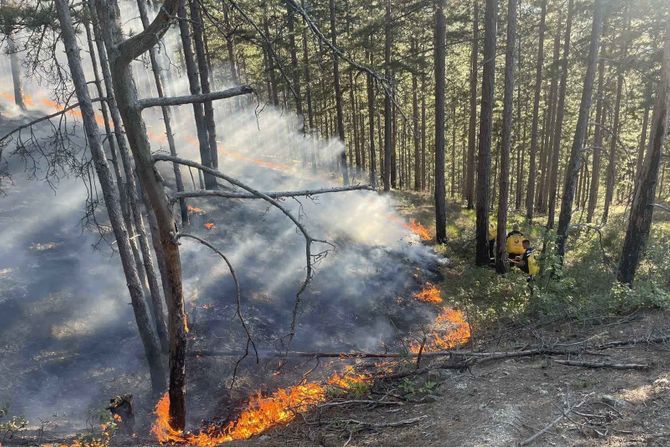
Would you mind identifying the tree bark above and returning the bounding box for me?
[587,41,607,223]
[7,32,26,110]
[496,0,516,273]
[524,0,546,221]
[95,0,189,430]
[55,0,166,395]
[177,1,216,190]
[603,8,630,223]
[465,0,479,209]
[556,0,604,259]
[329,0,349,185]
[475,0,496,266]
[434,0,447,244]
[617,24,670,284]
[547,0,573,228]
[383,0,393,191]
[366,46,377,188]
[412,50,421,192]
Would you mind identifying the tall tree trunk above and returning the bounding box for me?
[177,1,216,189]
[475,0,497,266]
[434,0,447,243]
[524,0,546,221]
[383,0,393,191]
[618,24,670,284]
[366,46,377,187]
[451,99,456,198]
[633,91,652,193]
[328,0,349,185]
[547,0,574,228]
[262,16,280,107]
[465,0,480,209]
[603,8,630,223]
[496,0,516,274]
[556,0,604,259]
[55,0,166,396]
[189,0,218,169]
[95,0,189,429]
[286,1,303,132]
[421,75,427,191]
[587,42,607,223]
[301,0,316,169]
[7,32,26,110]
[412,54,421,191]
[222,1,240,84]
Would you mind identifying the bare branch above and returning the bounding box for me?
[0,98,106,145]
[153,154,332,349]
[171,185,373,202]
[137,86,253,109]
[176,232,258,387]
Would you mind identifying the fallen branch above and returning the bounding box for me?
[552,359,651,370]
[316,399,403,409]
[137,86,253,109]
[171,185,374,202]
[334,415,427,428]
[519,396,589,446]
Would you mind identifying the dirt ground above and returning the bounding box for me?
[239,310,670,447]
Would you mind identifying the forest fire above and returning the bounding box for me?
[407,219,431,241]
[152,370,370,445]
[410,307,471,353]
[413,283,443,303]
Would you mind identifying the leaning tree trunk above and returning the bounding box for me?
[465,0,479,209]
[434,0,447,244]
[524,0,546,221]
[496,0,516,274]
[54,0,166,394]
[556,0,604,259]
[547,0,573,229]
[475,0,497,266]
[617,24,670,284]
[95,0,188,430]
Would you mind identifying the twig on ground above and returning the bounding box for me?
[552,359,651,370]
[519,396,590,446]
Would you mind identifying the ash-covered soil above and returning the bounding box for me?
[236,310,670,447]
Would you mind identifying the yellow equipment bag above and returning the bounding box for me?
[527,251,540,276]
[506,233,525,256]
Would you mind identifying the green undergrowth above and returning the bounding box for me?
[393,192,670,334]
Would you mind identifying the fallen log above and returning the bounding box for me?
[552,359,651,370]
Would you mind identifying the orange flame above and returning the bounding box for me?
[152,369,368,445]
[407,219,431,241]
[411,307,471,353]
[187,205,206,215]
[203,223,215,230]
[413,283,443,304]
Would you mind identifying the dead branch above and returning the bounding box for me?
[0,97,106,144]
[651,203,670,212]
[519,396,590,446]
[552,359,651,370]
[171,185,374,202]
[177,232,258,383]
[137,86,252,109]
[316,400,403,409]
[333,415,427,428]
[154,154,333,350]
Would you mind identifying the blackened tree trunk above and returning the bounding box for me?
[547,0,573,228]
[383,0,393,191]
[434,0,447,244]
[618,24,670,284]
[177,1,216,189]
[524,0,546,221]
[189,0,218,169]
[54,0,166,395]
[556,0,604,259]
[587,42,607,223]
[496,0,516,273]
[634,91,652,192]
[465,0,479,209]
[603,8,630,223]
[476,0,496,266]
[329,0,349,185]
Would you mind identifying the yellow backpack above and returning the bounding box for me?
[527,250,540,276]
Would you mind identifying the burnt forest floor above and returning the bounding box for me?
[235,192,670,447]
